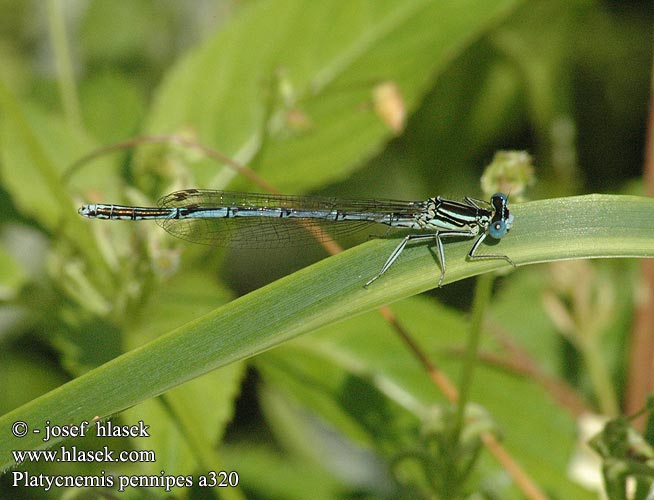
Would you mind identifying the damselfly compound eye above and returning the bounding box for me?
[489,220,507,239]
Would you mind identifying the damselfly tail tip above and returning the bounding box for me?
[78,204,95,218]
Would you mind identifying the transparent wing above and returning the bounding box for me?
[156,189,422,248]
[157,189,421,213]
[156,216,378,248]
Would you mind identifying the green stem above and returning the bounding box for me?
[453,273,494,442]
[47,0,83,130]
[443,274,494,499]
[582,337,619,416]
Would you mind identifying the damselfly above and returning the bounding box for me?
[78,189,515,286]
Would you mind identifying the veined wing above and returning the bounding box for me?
[155,189,423,248]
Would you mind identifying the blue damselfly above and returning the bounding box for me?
[78,189,515,286]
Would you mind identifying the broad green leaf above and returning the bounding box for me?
[0,81,118,289]
[0,354,68,416]
[124,363,246,476]
[0,82,120,231]
[221,443,349,500]
[142,0,522,192]
[259,383,395,493]
[258,295,593,498]
[0,244,26,301]
[80,71,146,143]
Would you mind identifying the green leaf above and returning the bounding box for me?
[123,362,246,475]
[257,295,593,498]
[0,353,68,417]
[221,443,349,500]
[142,0,522,191]
[0,244,27,301]
[0,81,118,289]
[0,82,120,231]
[1,194,654,472]
[80,71,146,143]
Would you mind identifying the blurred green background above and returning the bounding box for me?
[0,0,652,499]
